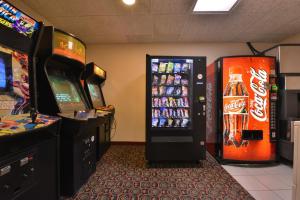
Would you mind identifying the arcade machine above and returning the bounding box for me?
[207,56,278,163]
[0,1,60,200]
[35,27,99,197]
[83,62,115,160]
[146,55,207,162]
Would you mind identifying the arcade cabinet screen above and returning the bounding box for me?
[0,46,30,116]
[88,83,105,107]
[48,70,86,111]
[0,58,6,89]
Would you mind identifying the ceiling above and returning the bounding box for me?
[12,0,300,44]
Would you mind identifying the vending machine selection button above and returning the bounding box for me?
[199,96,205,102]
[197,74,203,80]
[0,165,11,176]
[20,157,29,166]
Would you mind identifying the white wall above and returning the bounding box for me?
[87,43,274,142]
[281,34,300,43]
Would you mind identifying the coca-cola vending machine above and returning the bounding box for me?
[207,56,278,163]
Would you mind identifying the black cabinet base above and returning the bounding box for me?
[146,142,206,162]
[59,118,97,197]
[0,135,58,200]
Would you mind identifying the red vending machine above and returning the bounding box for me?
[207,56,278,163]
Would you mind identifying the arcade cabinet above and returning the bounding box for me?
[83,62,115,160]
[35,27,102,197]
[0,1,60,200]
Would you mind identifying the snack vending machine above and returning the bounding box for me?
[207,56,278,163]
[146,55,206,162]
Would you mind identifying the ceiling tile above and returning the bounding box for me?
[151,0,195,14]
[154,14,187,36]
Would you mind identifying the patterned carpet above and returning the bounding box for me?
[69,145,254,200]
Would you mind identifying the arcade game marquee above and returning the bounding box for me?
[146,55,207,162]
[83,62,115,160]
[206,56,278,163]
[35,27,103,197]
[0,1,61,200]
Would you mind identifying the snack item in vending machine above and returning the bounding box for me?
[177,109,182,117]
[174,74,181,85]
[181,119,189,127]
[185,109,190,118]
[173,109,177,117]
[169,97,176,107]
[223,66,249,148]
[159,62,167,73]
[155,98,160,107]
[166,62,174,73]
[182,63,189,73]
[159,118,167,127]
[160,75,167,84]
[152,63,158,72]
[175,87,182,96]
[152,118,159,127]
[162,108,169,117]
[174,63,181,73]
[176,98,182,107]
[153,75,159,85]
[166,87,174,95]
[161,97,169,107]
[159,86,166,95]
[181,78,188,85]
[166,75,175,85]
[182,86,188,96]
[169,108,174,117]
[158,98,162,107]
[180,109,185,117]
[174,119,181,127]
[183,97,189,107]
[152,86,158,96]
[167,118,173,127]
[154,109,160,118]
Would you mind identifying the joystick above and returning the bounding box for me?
[74,110,78,118]
[30,108,37,123]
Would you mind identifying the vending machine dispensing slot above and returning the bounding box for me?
[242,130,263,140]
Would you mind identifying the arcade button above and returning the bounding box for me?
[24,123,37,130]
[10,126,19,130]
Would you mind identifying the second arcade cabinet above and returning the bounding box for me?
[36,27,100,196]
[83,62,114,160]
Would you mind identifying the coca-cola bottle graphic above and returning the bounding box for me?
[223,67,249,148]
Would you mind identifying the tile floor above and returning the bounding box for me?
[222,164,293,200]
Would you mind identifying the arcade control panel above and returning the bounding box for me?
[0,113,60,200]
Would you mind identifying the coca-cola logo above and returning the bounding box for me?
[250,67,268,122]
[224,98,247,113]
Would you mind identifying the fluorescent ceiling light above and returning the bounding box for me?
[193,0,239,13]
[122,0,136,6]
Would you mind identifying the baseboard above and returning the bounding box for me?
[111,141,145,145]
